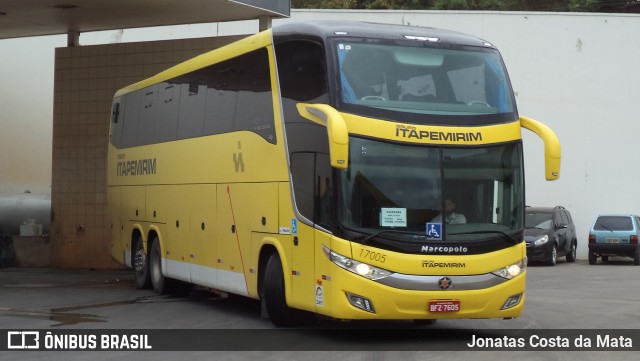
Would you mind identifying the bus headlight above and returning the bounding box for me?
[491,258,527,280]
[322,245,392,281]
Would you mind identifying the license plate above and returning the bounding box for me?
[429,300,460,313]
[605,238,620,244]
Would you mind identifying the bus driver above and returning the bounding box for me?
[433,197,467,224]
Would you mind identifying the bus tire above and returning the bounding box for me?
[149,238,193,295]
[264,253,302,327]
[133,237,151,289]
[149,239,168,294]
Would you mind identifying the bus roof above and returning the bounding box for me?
[114,21,496,98]
[272,20,496,49]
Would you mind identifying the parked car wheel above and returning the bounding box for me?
[588,252,597,265]
[546,245,557,266]
[566,241,577,262]
[634,248,640,266]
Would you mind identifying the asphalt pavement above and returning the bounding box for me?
[1,258,639,360]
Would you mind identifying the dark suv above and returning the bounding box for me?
[524,206,577,266]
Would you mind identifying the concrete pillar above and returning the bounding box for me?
[259,16,272,31]
[67,29,80,47]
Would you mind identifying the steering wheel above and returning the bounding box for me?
[468,100,491,107]
[360,95,387,101]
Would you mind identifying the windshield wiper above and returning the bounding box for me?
[448,230,521,244]
[596,223,613,232]
[525,226,542,230]
[356,230,426,244]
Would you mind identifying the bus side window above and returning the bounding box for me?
[204,76,236,136]
[231,49,275,144]
[202,48,275,144]
[275,39,331,224]
[290,152,316,219]
[110,97,125,148]
[177,81,206,139]
[155,83,179,143]
[138,85,158,146]
[122,90,141,148]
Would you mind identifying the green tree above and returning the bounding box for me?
[290,0,639,12]
[568,0,601,11]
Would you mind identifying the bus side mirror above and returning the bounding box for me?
[520,116,561,181]
[296,103,349,169]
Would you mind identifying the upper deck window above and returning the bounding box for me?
[334,39,516,125]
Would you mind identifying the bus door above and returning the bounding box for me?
[289,151,332,311]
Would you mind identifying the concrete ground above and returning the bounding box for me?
[1,257,639,360]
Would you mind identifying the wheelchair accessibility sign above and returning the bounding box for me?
[426,223,442,240]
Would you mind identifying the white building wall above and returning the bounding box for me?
[278,10,640,258]
[2,10,639,258]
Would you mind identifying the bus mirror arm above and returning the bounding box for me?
[296,103,349,169]
[520,116,561,181]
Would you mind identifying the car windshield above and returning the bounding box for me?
[338,137,524,244]
[525,211,552,230]
[594,216,633,231]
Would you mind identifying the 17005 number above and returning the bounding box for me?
[359,249,387,263]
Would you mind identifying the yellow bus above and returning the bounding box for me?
[107,21,561,326]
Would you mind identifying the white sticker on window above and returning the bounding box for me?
[380,208,407,227]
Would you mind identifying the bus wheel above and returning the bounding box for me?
[149,238,193,295]
[133,237,151,289]
[149,239,168,294]
[264,253,303,327]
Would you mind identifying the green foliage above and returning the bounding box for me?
[568,0,601,11]
[291,0,635,12]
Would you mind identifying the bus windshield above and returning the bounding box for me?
[334,39,516,124]
[338,138,524,245]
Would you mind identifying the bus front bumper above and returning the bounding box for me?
[316,269,526,321]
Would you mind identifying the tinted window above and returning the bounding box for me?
[110,47,275,148]
[121,91,141,148]
[177,82,207,139]
[558,211,568,227]
[594,216,633,231]
[110,97,125,148]
[275,39,330,224]
[525,211,552,229]
[155,83,179,142]
[138,85,158,145]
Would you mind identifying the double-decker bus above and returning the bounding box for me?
[107,21,560,326]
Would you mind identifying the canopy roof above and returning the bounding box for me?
[0,0,289,39]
